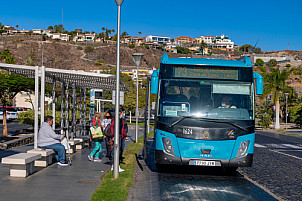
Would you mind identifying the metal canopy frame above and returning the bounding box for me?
[0,63,130,91]
[0,63,130,148]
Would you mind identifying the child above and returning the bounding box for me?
[88,113,103,162]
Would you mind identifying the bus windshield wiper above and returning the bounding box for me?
[169,116,246,131]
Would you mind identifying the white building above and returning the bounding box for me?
[73,33,95,42]
[32,29,42,34]
[145,35,171,45]
[203,35,215,44]
[212,34,234,51]
[60,34,69,41]
[52,33,61,40]
[42,30,53,37]
[14,91,52,110]
[7,29,30,34]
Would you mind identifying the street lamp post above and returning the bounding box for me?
[132,53,144,143]
[285,93,289,130]
[113,0,124,178]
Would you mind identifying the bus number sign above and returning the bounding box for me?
[174,66,239,80]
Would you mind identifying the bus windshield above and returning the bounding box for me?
[158,79,254,120]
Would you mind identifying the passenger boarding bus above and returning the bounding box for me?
[151,53,263,172]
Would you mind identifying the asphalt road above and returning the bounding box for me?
[145,130,302,200]
[145,141,277,201]
[239,131,302,201]
[0,120,32,135]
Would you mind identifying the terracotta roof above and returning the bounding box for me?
[176,36,193,41]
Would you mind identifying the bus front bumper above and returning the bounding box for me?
[155,150,253,167]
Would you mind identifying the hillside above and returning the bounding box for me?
[0,35,190,71]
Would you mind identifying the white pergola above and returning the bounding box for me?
[0,63,130,148]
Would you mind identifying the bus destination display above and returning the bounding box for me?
[174,66,239,80]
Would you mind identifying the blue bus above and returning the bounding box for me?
[151,53,263,171]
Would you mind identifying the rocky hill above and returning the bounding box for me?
[0,35,194,71]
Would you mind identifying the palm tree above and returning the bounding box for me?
[121,31,128,39]
[262,68,292,129]
[200,40,207,55]
[16,25,19,30]
[0,22,4,35]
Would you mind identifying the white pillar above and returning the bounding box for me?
[34,66,39,149]
[40,66,45,125]
[52,81,56,130]
[136,65,139,143]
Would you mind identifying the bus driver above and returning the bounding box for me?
[218,96,236,109]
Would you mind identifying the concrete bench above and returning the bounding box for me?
[2,153,41,177]
[74,138,85,150]
[67,139,80,154]
[81,136,90,147]
[27,148,55,167]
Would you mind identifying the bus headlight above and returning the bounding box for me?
[162,138,175,155]
[236,141,249,157]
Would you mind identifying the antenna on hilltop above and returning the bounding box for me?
[62,8,64,27]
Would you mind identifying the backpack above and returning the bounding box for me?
[90,119,103,139]
[103,123,113,137]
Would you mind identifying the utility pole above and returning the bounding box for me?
[62,8,64,27]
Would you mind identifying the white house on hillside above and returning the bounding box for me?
[145,35,171,45]
[32,29,42,34]
[42,30,53,37]
[73,33,95,42]
[212,34,234,51]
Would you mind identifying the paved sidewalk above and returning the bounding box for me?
[0,124,143,201]
[126,138,160,201]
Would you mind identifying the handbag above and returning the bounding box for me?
[61,137,70,150]
[90,119,103,139]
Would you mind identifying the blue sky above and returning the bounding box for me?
[1,0,302,51]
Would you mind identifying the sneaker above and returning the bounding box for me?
[119,166,125,172]
[111,165,124,172]
[57,162,69,167]
[94,158,102,162]
[88,155,94,161]
[111,165,113,171]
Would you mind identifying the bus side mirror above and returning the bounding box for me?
[151,70,159,94]
[253,72,263,95]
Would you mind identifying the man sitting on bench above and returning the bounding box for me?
[38,116,68,167]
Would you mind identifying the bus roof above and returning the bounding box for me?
[160,53,252,68]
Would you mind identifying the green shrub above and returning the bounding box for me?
[267,59,277,67]
[289,103,302,128]
[257,66,267,73]
[85,46,94,54]
[18,110,82,126]
[285,64,291,67]
[77,46,83,50]
[257,113,272,128]
[129,44,135,49]
[96,60,106,66]
[176,46,191,54]
[255,59,264,66]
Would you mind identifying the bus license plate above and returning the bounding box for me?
[194,160,216,166]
